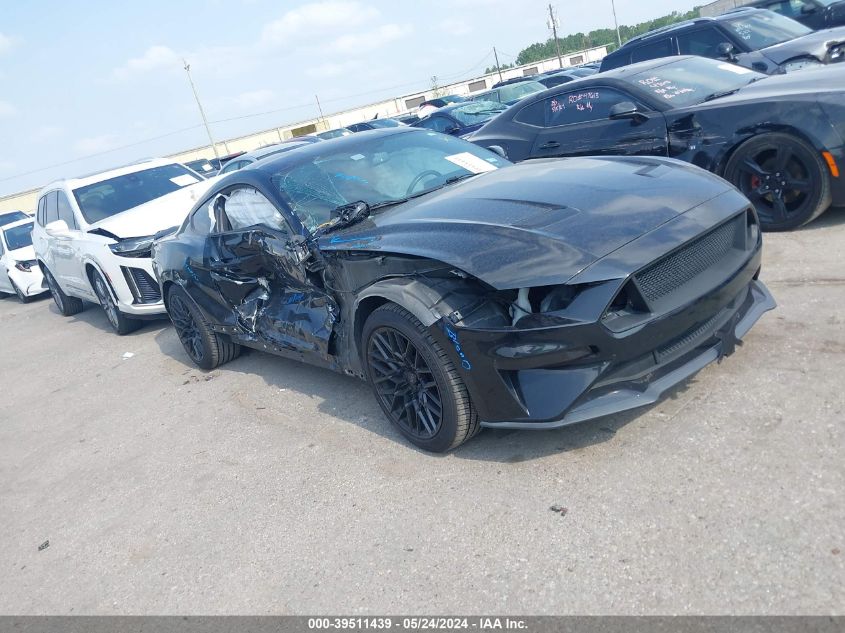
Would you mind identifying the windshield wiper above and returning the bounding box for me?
[703,88,741,102]
[316,201,372,236]
[444,173,478,185]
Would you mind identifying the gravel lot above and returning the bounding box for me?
[1,208,843,615]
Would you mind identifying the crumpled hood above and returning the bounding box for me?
[8,244,36,261]
[318,156,735,289]
[89,179,215,239]
[759,26,845,64]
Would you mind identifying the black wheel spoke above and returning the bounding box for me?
[772,195,789,222]
[740,157,767,178]
[785,178,810,193]
[367,325,444,441]
[170,295,204,362]
[775,147,793,172]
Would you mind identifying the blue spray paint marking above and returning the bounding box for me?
[444,325,472,371]
[284,292,305,304]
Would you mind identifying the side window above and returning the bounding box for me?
[544,88,631,127]
[218,188,287,233]
[56,191,79,229]
[37,196,47,226]
[189,199,214,235]
[514,100,546,126]
[630,38,676,63]
[677,27,732,57]
[45,191,59,225]
[420,116,454,133]
[220,160,246,175]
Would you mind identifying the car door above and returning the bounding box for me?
[0,234,11,293]
[53,190,87,291]
[203,186,337,358]
[528,86,668,159]
[40,191,66,282]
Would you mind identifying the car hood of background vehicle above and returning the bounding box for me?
[709,63,845,104]
[9,245,36,261]
[759,26,845,64]
[89,180,214,239]
[318,157,734,289]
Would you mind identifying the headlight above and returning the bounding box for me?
[781,57,822,72]
[14,259,37,272]
[109,235,155,258]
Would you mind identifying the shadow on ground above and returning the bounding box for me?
[796,205,845,232]
[48,299,170,336]
[153,325,698,463]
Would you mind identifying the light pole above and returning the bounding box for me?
[547,4,563,69]
[611,0,622,47]
[183,59,221,161]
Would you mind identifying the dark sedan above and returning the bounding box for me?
[153,128,774,451]
[470,55,845,230]
[600,8,845,74]
[412,101,508,137]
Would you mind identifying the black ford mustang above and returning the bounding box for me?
[469,56,845,231]
[152,129,775,452]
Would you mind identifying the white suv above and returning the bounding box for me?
[32,159,215,334]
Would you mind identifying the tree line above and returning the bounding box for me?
[486,7,701,72]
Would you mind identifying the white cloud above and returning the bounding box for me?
[74,134,120,154]
[305,60,363,79]
[331,23,411,54]
[261,1,380,44]
[0,100,16,117]
[0,33,16,55]
[113,45,181,79]
[32,125,64,142]
[232,89,275,109]
[439,19,472,36]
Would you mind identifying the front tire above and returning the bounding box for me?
[44,267,84,316]
[166,285,240,370]
[11,281,31,304]
[91,270,141,335]
[362,303,480,452]
[724,133,831,231]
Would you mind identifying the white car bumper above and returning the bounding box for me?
[100,256,166,317]
[9,265,48,297]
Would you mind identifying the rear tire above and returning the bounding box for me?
[166,285,240,370]
[91,269,142,335]
[362,303,480,452]
[44,267,84,316]
[724,133,831,231]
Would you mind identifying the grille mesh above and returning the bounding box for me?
[635,217,741,304]
[127,267,161,304]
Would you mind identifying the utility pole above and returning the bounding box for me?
[547,4,563,69]
[493,47,504,83]
[183,59,220,161]
[611,0,622,47]
[315,94,328,131]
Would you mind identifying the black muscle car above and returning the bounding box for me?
[469,56,845,231]
[152,129,775,451]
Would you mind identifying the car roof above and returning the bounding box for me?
[614,7,761,48]
[40,157,183,193]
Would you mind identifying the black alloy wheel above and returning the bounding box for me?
[725,133,831,231]
[169,292,206,365]
[362,303,480,452]
[166,285,240,370]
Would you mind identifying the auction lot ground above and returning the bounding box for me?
[1,209,843,615]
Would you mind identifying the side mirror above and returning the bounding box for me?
[609,101,645,122]
[285,235,311,265]
[445,125,461,135]
[487,145,508,159]
[45,219,70,236]
[801,4,817,14]
[717,42,737,61]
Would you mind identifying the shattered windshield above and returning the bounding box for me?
[449,101,508,125]
[270,130,510,232]
[723,11,811,49]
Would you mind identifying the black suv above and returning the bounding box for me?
[746,0,845,30]
[600,8,845,73]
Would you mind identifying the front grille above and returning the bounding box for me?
[123,267,161,304]
[635,216,743,304]
[654,310,722,364]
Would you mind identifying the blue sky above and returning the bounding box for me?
[0,0,697,196]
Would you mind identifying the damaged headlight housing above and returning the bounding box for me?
[109,235,155,258]
[781,57,822,72]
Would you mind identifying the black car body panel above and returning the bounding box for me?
[469,57,845,207]
[153,128,774,430]
[600,8,845,73]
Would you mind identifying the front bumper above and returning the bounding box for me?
[481,279,774,430]
[98,257,166,317]
[10,267,48,297]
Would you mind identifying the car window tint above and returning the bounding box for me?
[677,27,732,57]
[45,191,59,224]
[190,200,215,234]
[37,197,47,226]
[630,38,675,63]
[56,191,78,229]
[419,116,455,133]
[222,188,287,232]
[544,88,629,126]
[514,99,546,126]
